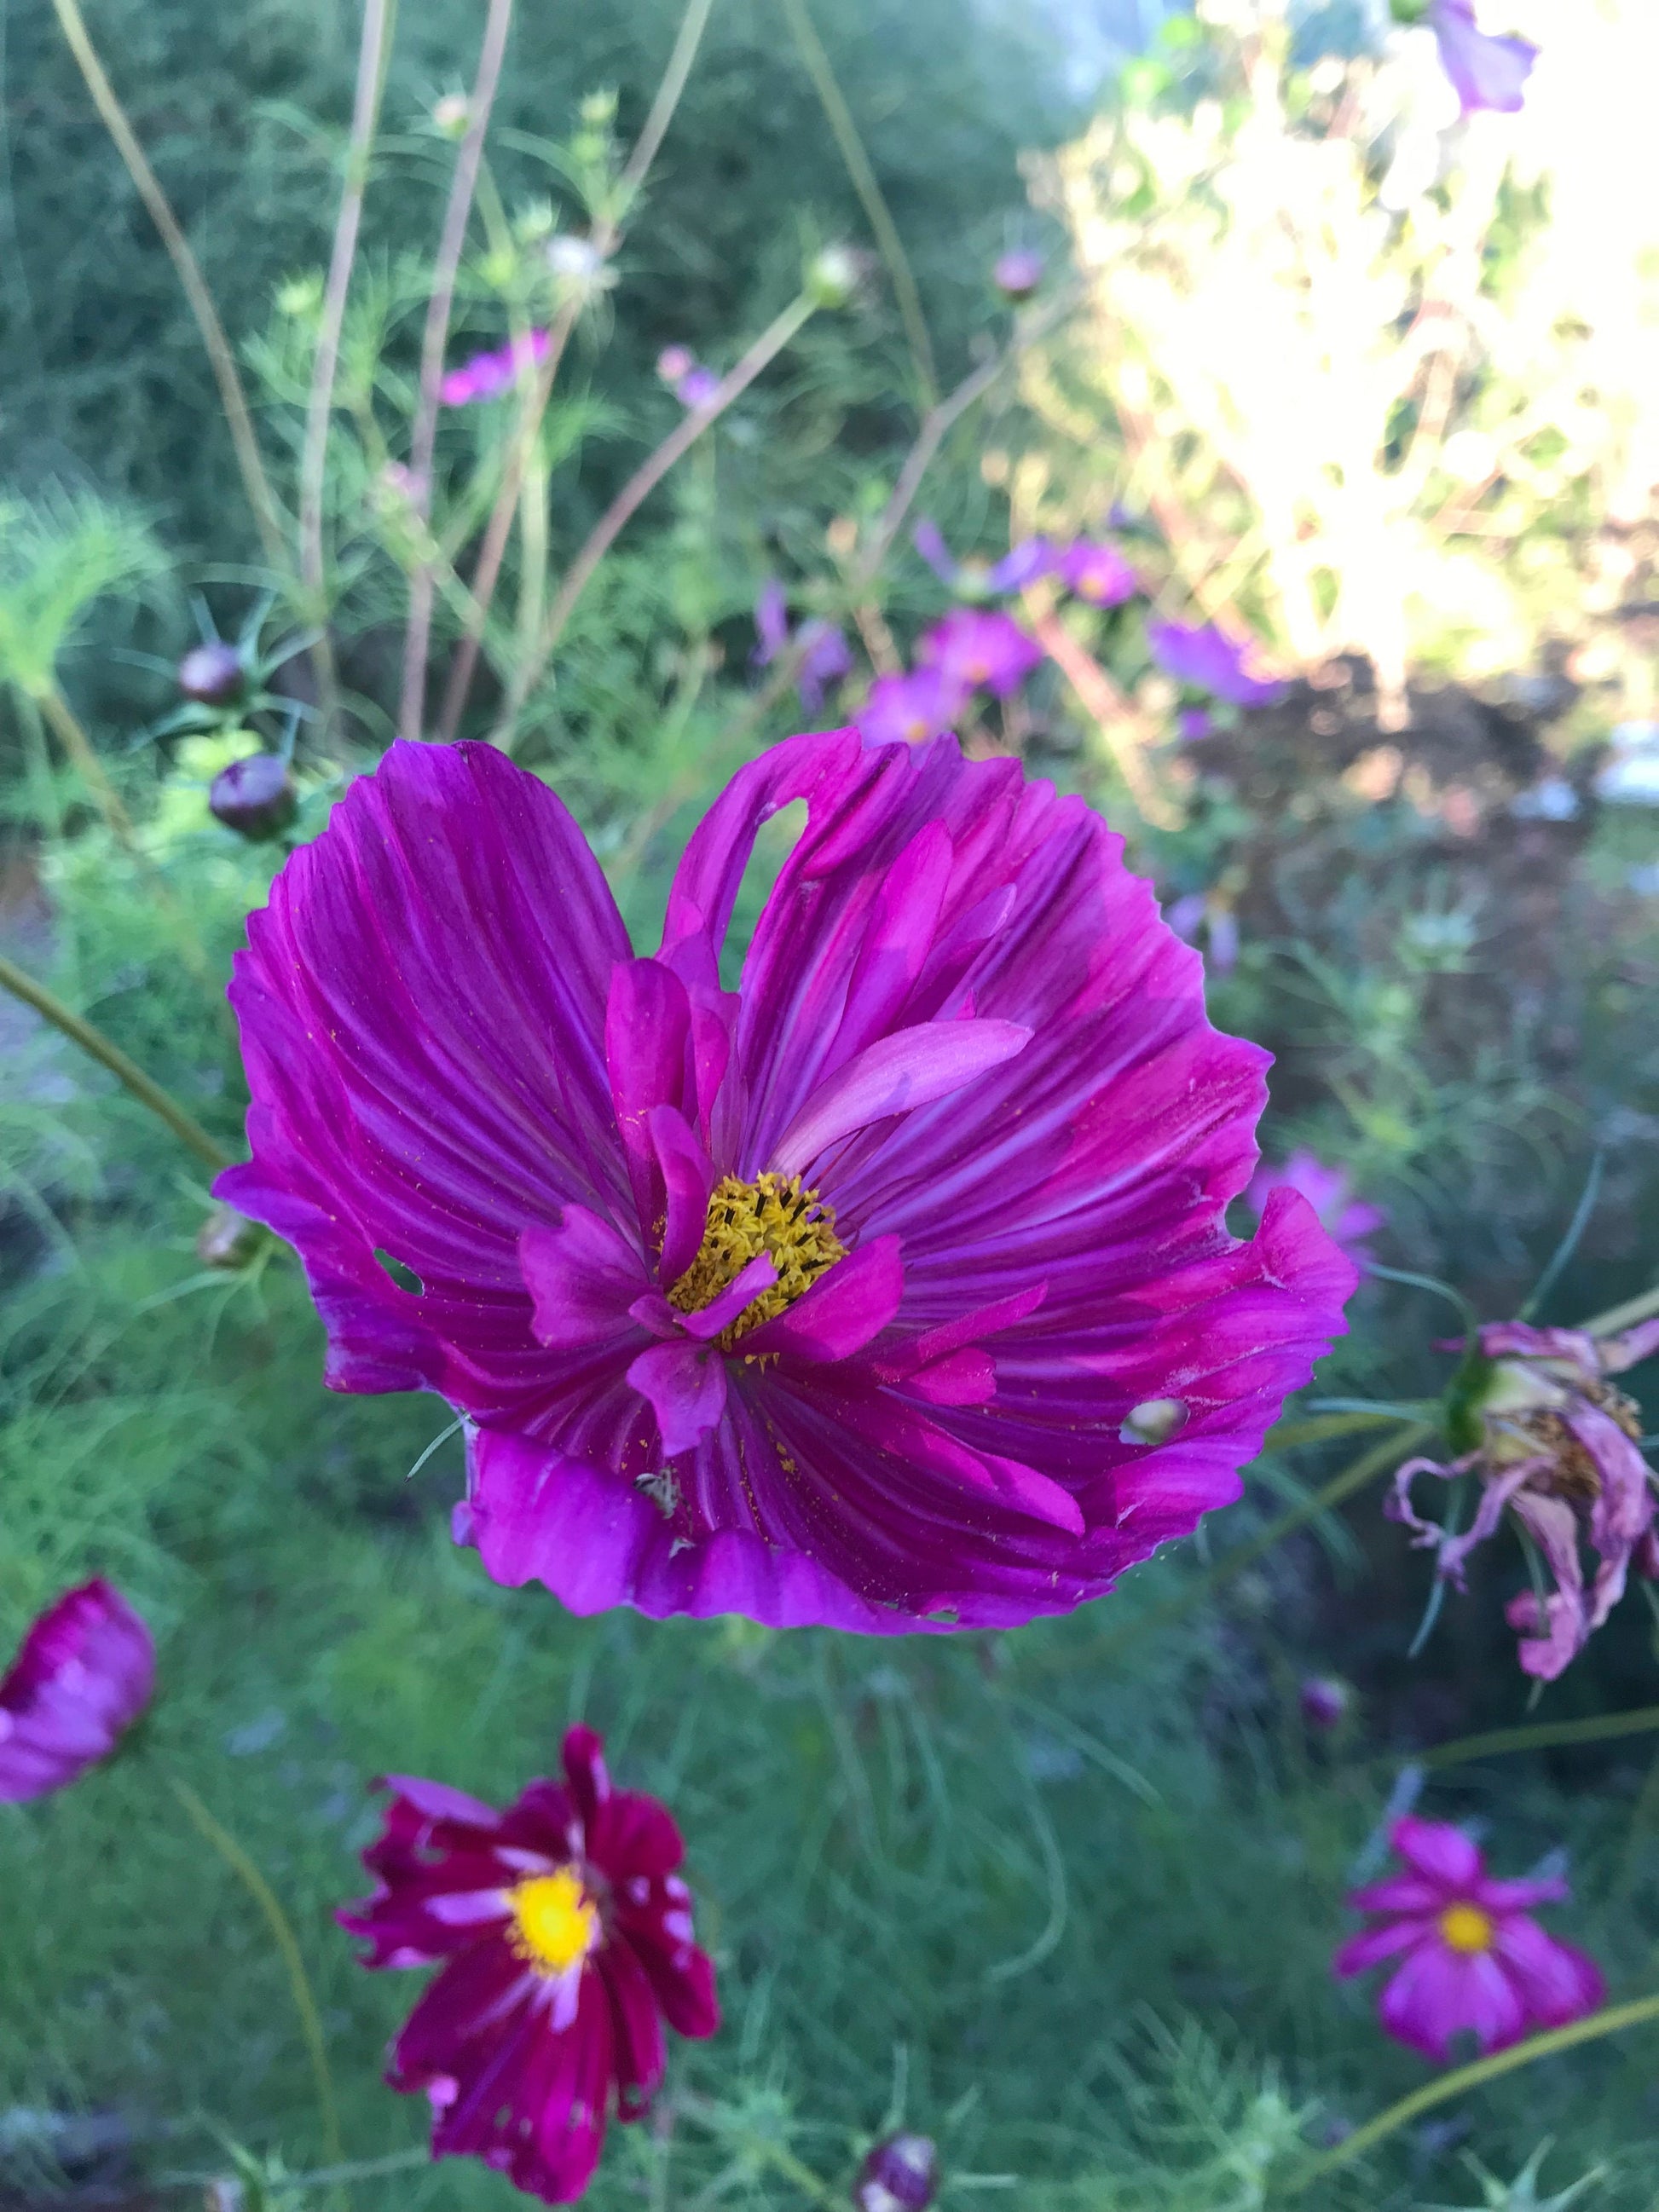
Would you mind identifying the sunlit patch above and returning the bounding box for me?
[669,1173,846,1344]
[507,1868,599,1976]
[1438,1903,1494,1955]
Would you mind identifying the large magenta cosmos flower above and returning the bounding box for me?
[1390,1317,1659,1679]
[340,1725,717,2203]
[219,730,1354,1631]
[1335,1816,1603,2064]
[0,1580,154,1802]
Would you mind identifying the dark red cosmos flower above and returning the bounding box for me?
[218,730,1355,1632]
[0,1580,154,1802]
[339,1725,717,2204]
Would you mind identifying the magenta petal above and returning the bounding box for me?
[520,1210,648,1352]
[1378,1939,1525,2062]
[1431,0,1537,114]
[1489,1915,1605,2029]
[1332,1918,1428,1977]
[0,1579,155,1803]
[626,1342,728,1456]
[606,958,695,1236]
[770,1019,1032,1175]
[738,1236,904,1364]
[656,1253,778,1345]
[648,1107,716,1286]
[1390,1816,1483,1890]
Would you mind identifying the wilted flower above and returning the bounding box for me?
[1245,1150,1384,1265]
[209,754,298,842]
[1147,620,1288,708]
[440,330,551,407]
[858,667,967,748]
[1299,1675,1350,1729]
[1335,1816,1603,2063]
[1390,1317,1659,1680]
[751,584,855,717]
[1427,0,1538,116]
[912,520,1055,600]
[217,732,1355,1632]
[992,249,1044,303]
[855,2133,939,2212]
[177,640,246,707]
[916,608,1042,699]
[339,1725,717,2203]
[1055,540,1136,609]
[0,1580,155,1802]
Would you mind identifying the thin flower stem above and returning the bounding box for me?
[299,0,398,644]
[1411,1705,1659,1770]
[171,1782,349,2192]
[0,950,232,1173]
[1024,598,1177,828]
[47,0,288,575]
[436,0,717,741]
[1280,1992,1659,2194]
[1577,1279,1659,1340]
[495,292,819,742]
[397,0,516,740]
[776,0,938,407]
[1021,1421,1431,1680]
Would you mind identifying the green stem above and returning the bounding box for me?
[0,951,232,1173]
[47,0,289,574]
[1280,1993,1659,2193]
[171,1782,348,2192]
[1578,1280,1659,1340]
[1021,1421,1431,1680]
[777,0,938,407]
[1413,1704,1659,1770]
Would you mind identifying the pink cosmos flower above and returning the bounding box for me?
[217,731,1356,1632]
[1055,540,1137,609]
[751,583,855,716]
[1245,1149,1384,1265]
[1428,0,1538,116]
[441,330,552,407]
[1390,1317,1659,1680]
[339,1725,717,2204]
[858,667,967,748]
[916,609,1042,699]
[1147,619,1288,708]
[992,249,1044,303]
[0,1580,155,1801]
[911,521,1055,599]
[1335,1816,1604,2063]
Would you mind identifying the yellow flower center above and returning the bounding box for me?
[668,1172,847,1346]
[507,1868,599,1976]
[1438,1903,1494,1955]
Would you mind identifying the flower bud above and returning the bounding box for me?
[806,243,866,310]
[431,92,471,139]
[209,753,298,842]
[992,248,1044,302]
[197,1204,263,1271]
[656,345,697,386]
[276,272,324,319]
[546,234,605,287]
[1299,1676,1350,1730]
[854,2134,939,2212]
[177,640,247,707]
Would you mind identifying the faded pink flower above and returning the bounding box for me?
[1336,1816,1603,2063]
[441,330,551,407]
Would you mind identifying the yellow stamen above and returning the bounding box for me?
[668,1172,846,1346]
[1438,1903,1494,1955]
[507,1868,599,1976]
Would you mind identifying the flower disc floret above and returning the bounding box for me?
[218,729,1356,1632]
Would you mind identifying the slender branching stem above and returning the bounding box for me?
[777,0,938,407]
[1283,1992,1659,2193]
[436,0,717,741]
[0,950,232,1172]
[1410,1705,1659,1771]
[398,0,516,739]
[47,0,288,573]
[299,0,398,660]
[171,1782,349,2198]
[1579,1279,1659,1339]
[495,292,818,742]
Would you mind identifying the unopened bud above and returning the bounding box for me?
[431,92,471,139]
[854,2134,938,2212]
[1299,1676,1350,1730]
[197,1204,263,1271]
[580,88,618,126]
[656,345,697,385]
[177,640,247,707]
[275,272,323,319]
[806,243,866,310]
[209,753,298,842]
[992,248,1045,302]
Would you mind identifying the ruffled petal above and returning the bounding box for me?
[626,1343,728,1458]
[219,741,632,1427]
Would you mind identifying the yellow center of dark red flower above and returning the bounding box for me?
[1438,1903,1494,1955]
[668,1172,846,1344]
[507,1868,599,1975]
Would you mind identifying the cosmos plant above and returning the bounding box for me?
[217,729,1356,1632]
